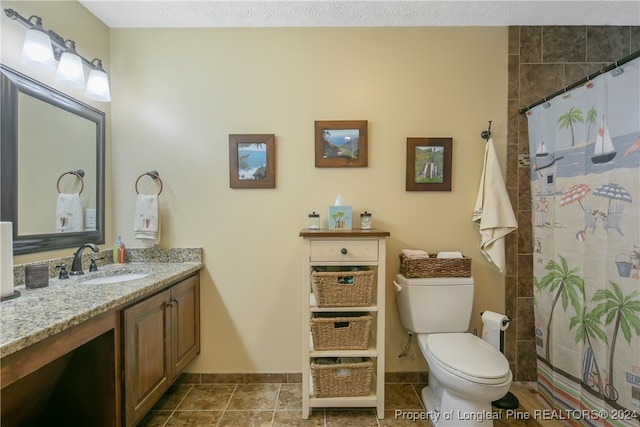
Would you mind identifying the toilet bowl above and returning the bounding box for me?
[394,274,512,426]
[419,333,512,426]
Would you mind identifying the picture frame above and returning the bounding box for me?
[314,120,368,167]
[229,134,276,188]
[406,137,452,191]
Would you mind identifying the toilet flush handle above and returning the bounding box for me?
[393,281,403,293]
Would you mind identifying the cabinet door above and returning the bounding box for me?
[123,289,171,426]
[170,275,200,374]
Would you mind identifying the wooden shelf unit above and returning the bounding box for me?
[300,228,389,419]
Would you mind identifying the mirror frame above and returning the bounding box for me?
[1,64,105,255]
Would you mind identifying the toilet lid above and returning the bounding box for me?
[421,333,510,381]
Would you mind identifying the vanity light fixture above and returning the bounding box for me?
[84,59,111,102]
[4,8,111,102]
[19,15,56,72]
[56,40,85,89]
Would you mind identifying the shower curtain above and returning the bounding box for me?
[527,56,640,426]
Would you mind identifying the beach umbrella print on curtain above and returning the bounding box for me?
[592,183,632,209]
[560,184,591,211]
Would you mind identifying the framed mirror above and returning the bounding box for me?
[1,64,105,254]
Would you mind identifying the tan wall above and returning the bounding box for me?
[1,0,112,263]
[2,3,509,373]
[109,27,509,373]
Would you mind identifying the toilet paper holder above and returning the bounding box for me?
[479,311,519,410]
[480,311,511,328]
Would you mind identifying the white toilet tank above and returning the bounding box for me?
[394,274,474,333]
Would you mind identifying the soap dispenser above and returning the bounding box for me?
[114,235,121,263]
[117,239,126,264]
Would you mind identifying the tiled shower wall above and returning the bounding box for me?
[505,26,640,381]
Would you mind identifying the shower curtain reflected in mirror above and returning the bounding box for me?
[527,56,640,425]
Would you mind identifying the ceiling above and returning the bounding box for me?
[80,1,640,28]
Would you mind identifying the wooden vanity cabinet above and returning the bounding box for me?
[123,274,200,427]
[0,311,120,427]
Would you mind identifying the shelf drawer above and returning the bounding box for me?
[310,240,378,262]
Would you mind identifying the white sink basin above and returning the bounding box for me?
[80,273,150,285]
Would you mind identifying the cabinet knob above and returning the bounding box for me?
[340,248,348,255]
[166,299,178,308]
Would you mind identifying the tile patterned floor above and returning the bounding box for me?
[137,381,549,426]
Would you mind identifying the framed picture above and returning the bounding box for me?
[229,134,275,188]
[314,120,368,167]
[406,137,452,191]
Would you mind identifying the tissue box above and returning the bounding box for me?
[328,206,352,230]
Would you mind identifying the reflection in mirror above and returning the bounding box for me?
[53,170,89,233]
[1,64,105,254]
[19,95,96,234]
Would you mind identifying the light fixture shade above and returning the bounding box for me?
[56,50,85,89]
[20,27,55,72]
[85,67,111,102]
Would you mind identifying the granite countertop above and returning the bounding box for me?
[1,260,203,358]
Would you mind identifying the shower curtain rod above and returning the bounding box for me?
[518,49,640,115]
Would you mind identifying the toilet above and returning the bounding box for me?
[394,274,512,426]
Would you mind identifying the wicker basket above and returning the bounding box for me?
[311,313,372,351]
[399,254,471,278]
[311,358,373,398]
[311,269,374,307]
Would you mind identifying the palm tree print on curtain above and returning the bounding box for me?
[557,107,584,147]
[538,256,584,362]
[527,56,640,424]
[592,283,640,401]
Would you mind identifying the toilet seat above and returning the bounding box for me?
[418,333,510,385]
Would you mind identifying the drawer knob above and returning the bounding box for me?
[340,248,348,255]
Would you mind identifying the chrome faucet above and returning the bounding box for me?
[70,243,100,275]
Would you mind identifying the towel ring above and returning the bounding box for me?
[56,170,85,194]
[135,170,163,196]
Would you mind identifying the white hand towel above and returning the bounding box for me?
[401,249,430,259]
[437,251,463,258]
[472,139,517,272]
[134,194,160,246]
[56,193,83,232]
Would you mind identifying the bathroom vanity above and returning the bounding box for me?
[0,257,202,427]
[123,273,200,425]
[299,228,389,419]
